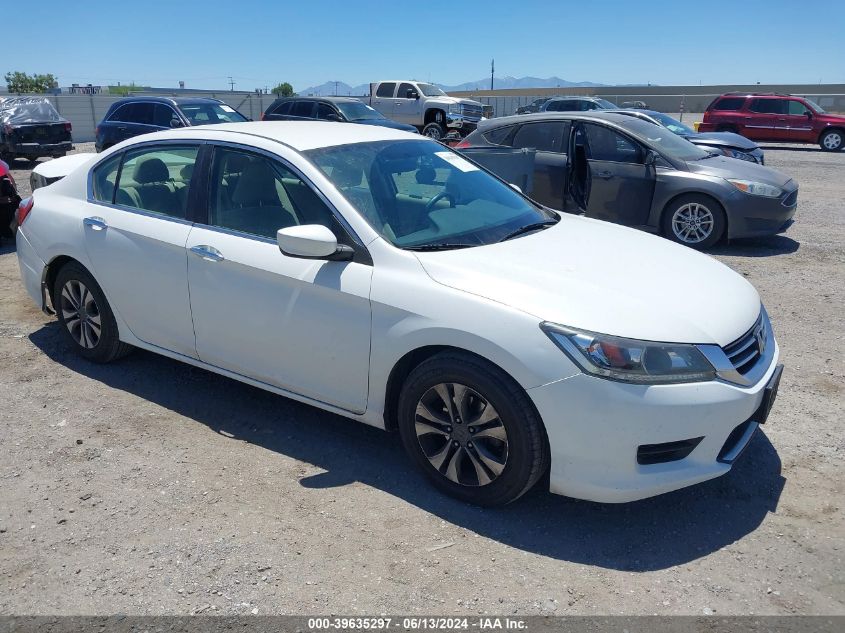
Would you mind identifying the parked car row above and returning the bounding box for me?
[15,121,783,506]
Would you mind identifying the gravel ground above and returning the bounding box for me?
[0,140,843,616]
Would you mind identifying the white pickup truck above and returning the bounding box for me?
[368,81,484,140]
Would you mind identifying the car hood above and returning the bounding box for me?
[413,215,760,347]
[819,112,845,123]
[355,118,418,132]
[685,155,791,187]
[689,131,759,150]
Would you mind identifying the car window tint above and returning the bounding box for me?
[316,103,337,120]
[115,145,198,218]
[712,97,745,111]
[583,123,642,163]
[131,103,155,125]
[108,104,133,123]
[92,153,121,203]
[376,83,396,98]
[153,104,176,127]
[787,100,810,115]
[750,99,785,114]
[291,101,315,118]
[511,121,569,153]
[397,82,416,99]
[209,147,335,239]
[482,125,516,146]
[273,101,292,115]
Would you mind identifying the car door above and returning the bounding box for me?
[185,144,373,413]
[83,143,202,358]
[104,103,139,144]
[577,122,655,226]
[508,120,571,210]
[745,98,784,141]
[781,99,816,142]
[393,82,420,125]
[371,82,397,118]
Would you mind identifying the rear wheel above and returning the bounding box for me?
[54,262,133,363]
[820,129,844,152]
[397,352,549,506]
[662,194,726,250]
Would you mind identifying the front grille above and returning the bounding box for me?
[461,104,483,121]
[637,437,703,465]
[782,188,798,207]
[723,315,764,376]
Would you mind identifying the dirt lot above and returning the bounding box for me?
[0,141,843,616]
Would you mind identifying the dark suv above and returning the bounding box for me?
[95,97,248,152]
[262,96,417,132]
[699,93,845,151]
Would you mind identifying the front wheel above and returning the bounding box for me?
[422,122,446,140]
[53,262,133,363]
[662,194,726,250]
[820,129,844,152]
[397,352,549,506]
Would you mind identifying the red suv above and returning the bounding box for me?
[699,93,845,151]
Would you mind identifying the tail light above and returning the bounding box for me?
[64,122,73,132]
[454,139,471,149]
[16,197,34,226]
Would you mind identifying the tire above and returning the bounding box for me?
[53,262,133,363]
[397,352,549,506]
[715,124,737,133]
[662,194,726,250]
[819,129,844,152]
[422,121,447,140]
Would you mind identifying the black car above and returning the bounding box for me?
[515,97,558,115]
[608,109,765,164]
[0,158,21,240]
[0,97,73,163]
[95,97,249,152]
[262,96,418,132]
[540,96,617,112]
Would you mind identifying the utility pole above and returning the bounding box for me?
[490,59,494,91]
[228,76,235,91]
[334,81,338,96]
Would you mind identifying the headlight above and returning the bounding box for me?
[448,103,462,114]
[727,179,782,198]
[541,323,716,384]
[721,148,755,162]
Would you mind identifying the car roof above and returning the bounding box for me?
[112,96,223,106]
[479,111,637,130]
[546,96,602,101]
[136,120,422,151]
[273,96,363,104]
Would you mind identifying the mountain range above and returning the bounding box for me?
[298,76,604,96]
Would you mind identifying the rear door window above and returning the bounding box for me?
[376,83,396,98]
[108,104,135,122]
[271,101,292,116]
[91,153,122,203]
[114,145,199,218]
[291,101,315,118]
[711,97,745,111]
[131,103,155,125]
[750,99,786,114]
[482,125,517,146]
[511,121,570,153]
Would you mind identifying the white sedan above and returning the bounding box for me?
[15,122,783,506]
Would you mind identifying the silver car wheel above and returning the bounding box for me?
[671,202,715,244]
[414,382,508,487]
[424,127,442,140]
[60,280,101,349]
[823,131,842,150]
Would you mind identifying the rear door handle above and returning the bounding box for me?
[83,216,107,231]
[596,170,614,179]
[190,245,225,262]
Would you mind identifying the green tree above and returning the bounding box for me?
[4,71,58,94]
[272,82,295,97]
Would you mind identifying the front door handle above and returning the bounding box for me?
[596,170,614,179]
[190,245,225,262]
[83,216,107,231]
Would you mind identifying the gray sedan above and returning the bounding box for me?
[459,112,797,249]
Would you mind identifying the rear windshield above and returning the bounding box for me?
[178,103,247,125]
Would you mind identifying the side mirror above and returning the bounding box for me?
[805,110,813,118]
[645,150,659,166]
[325,113,342,122]
[277,224,353,261]
[407,90,419,100]
[170,118,183,128]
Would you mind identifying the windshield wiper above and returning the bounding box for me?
[498,219,559,242]
[403,243,477,251]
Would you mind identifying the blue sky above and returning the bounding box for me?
[7,0,844,91]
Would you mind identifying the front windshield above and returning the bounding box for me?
[619,117,711,161]
[595,98,617,109]
[336,101,384,121]
[178,103,247,125]
[649,111,695,135]
[804,98,826,114]
[306,140,556,249]
[418,83,446,97]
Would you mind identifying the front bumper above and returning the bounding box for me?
[445,113,480,131]
[527,342,780,503]
[6,141,72,157]
[726,181,798,239]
